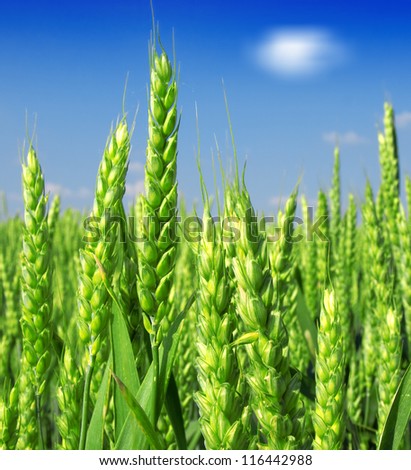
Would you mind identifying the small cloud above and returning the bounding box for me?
[269,196,285,207]
[254,27,347,77]
[298,196,317,209]
[77,187,92,199]
[322,131,366,145]
[46,183,71,197]
[396,111,411,129]
[129,161,144,173]
[126,179,145,198]
[7,192,23,203]
[45,182,91,199]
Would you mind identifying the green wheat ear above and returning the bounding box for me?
[397,208,411,355]
[379,103,400,218]
[20,146,53,396]
[330,147,341,266]
[56,347,82,450]
[300,195,318,319]
[78,119,130,364]
[313,289,345,450]
[136,40,178,343]
[16,358,38,449]
[48,193,60,244]
[377,305,402,441]
[0,380,18,449]
[19,145,53,448]
[406,175,411,223]
[77,119,130,449]
[194,189,250,450]
[315,190,330,292]
[232,183,305,450]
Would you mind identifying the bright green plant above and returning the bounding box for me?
[195,196,250,449]
[312,289,345,450]
[20,146,53,448]
[232,184,305,449]
[77,119,130,449]
[0,28,410,452]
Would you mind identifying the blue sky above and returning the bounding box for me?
[1,0,411,215]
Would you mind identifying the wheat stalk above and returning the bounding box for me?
[20,146,53,447]
[313,289,345,450]
[77,119,130,448]
[195,198,250,449]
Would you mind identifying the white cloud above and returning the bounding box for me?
[396,111,411,129]
[46,177,146,203]
[7,192,22,203]
[129,161,144,173]
[255,28,347,77]
[322,131,366,145]
[45,182,91,199]
[269,195,316,212]
[269,196,285,207]
[126,179,145,198]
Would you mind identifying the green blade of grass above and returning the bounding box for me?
[115,294,194,450]
[378,362,411,450]
[165,372,187,450]
[111,296,141,441]
[186,420,203,450]
[115,364,155,450]
[158,295,195,411]
[296,286,317,361]
[85,354,112,450]
[112,372,166,450]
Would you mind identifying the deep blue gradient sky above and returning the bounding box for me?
[1,0,411,214]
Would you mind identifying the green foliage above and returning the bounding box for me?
[0,31,409,451]
[313,290,345,449]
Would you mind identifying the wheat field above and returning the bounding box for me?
[0,35,411,451]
